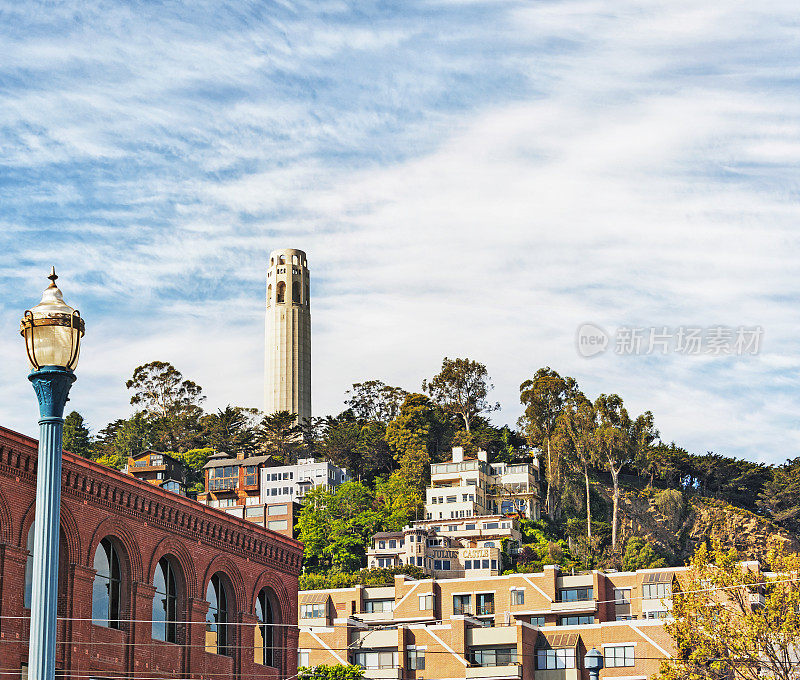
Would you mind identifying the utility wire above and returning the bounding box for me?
[0,572,789,627]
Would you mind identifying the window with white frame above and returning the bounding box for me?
[419,594,435,610]
[298,650,310,667]
[511,589,524,605]
[645,609,669,619]
[614,588,631,604]
[536,648,576,670]
[407,646,425,670]
[604,645,635,667]
[353,649,398,669]
[364,599,394,613]
[643,582,672,599]
[300,603,326,619]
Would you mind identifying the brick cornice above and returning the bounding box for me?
[0,426,302,575]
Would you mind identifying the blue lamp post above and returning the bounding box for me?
[20,268,84,680]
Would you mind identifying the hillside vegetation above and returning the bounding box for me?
[62,359,800,577]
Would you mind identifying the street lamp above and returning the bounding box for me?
[585,647,604,680]
[20,267,84,680]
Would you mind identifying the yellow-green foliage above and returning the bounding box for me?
[657,542,800,680]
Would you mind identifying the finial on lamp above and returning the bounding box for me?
[47,266,58,287]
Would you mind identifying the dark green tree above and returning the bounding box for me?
[759,458,800,531]
[258,410,302,464]
[200,405,259,457]
[63,411,91,458]
[297,482,385,572]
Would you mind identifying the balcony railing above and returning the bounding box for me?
[208,479,237,492]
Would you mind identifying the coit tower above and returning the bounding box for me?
[264,248,311,424]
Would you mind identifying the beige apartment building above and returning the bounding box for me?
[368,449,539,579]
[426,448,540,522]
[298,565,692,680]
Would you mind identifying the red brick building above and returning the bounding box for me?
[0,425,302,679]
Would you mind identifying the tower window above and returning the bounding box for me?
[276,281,285,303]
[292,281,301,304]
[267,284,272,307]
[292,255,298,264]
[278,255,285,265]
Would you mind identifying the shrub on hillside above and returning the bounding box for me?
[622,537,667,571]
[654,488,684,529]
[299,565,429,591]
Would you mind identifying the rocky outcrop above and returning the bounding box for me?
[602,485,800,564]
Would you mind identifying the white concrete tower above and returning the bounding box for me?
[264,248,311,424]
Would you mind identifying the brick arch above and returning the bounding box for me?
[250,569,293,625]
[148,535,199,600]
[202,554,246,615]
[0,487,12,544]
[18,499,82,565]
[86,517,144,583]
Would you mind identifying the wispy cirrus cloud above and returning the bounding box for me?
[1,0,799,463]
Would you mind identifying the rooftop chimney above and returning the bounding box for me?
[452,447,464,463]
[477,450,488,462]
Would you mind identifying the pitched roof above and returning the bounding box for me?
[131,449,183,464]
[203,454,273,469]
[642,571,674,584]
[300,592,331,605]
[538,632,580,649]
[373,532,404,539]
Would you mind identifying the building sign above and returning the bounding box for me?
[432,549,458,559]
[462,548,491,559]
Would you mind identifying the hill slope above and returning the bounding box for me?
[605,484,800,564]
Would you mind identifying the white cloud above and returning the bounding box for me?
[1,0,799,463]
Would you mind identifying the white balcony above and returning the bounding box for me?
[468,627,517,647]
[550,600,596,613]
[363,668,402,680]
[465,664,522,679]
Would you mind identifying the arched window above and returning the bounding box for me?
[92,538,121,628]
[292,281,301,304]
[278,255,285,265]
[276,281,285,303]
[267,283,272,307]
[24,523,35,608]
[205,573,230,655]
[153,557,177,643]
[24,522,67,609]
[255,588,279,667]
[270,257,274,266]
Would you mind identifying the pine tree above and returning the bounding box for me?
[63,411,91,458]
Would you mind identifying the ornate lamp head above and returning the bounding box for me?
[20,267,85,371]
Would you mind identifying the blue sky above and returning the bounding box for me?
[2,0,800,463]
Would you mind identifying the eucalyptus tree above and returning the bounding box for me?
[422,357,498,434]
[519,368,578,517]
[558,396,598,539]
